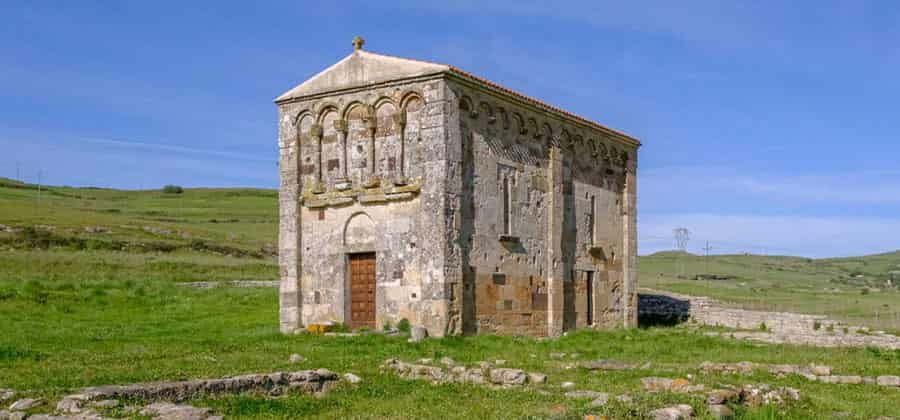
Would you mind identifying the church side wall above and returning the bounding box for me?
[448,80,638,336]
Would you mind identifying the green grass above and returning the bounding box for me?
[640,251,900,332]
[2,179,900,418]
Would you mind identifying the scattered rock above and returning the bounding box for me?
[560,382,575,389]
[494,359,506,366]
[343,373,362,384]
[288,354,305,363]
[707,404,734,419]
[9,398,42,411]
[440,357,455,366]
[409,326,428,342]
[488,368,527,386]
[579,359,636,371]
[809,364,831,376]
[0,411,25,420]
[589,394,609,407]
[699,361,756,375]
[706,389,740,405]
[641,377,696,393]
[140,402,216,419]
[0,391,13,403]
[877,375,900,387]
[818,375,863,385]
[649,404,694,420]
[56,397,86,414]
[419,358,433,365]
[528,373,547,384]
[564,390,607,400]
[740,384,799,407]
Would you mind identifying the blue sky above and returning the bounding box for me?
[2,1,899,257]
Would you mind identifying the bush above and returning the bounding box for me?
[383,320,393,331]
[397,318,411,333]
[162,185,184,194]
[813,320,822,331]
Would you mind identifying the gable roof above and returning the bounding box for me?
[276,50,639,146]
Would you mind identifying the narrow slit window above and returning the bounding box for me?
[589,195,596,245]
[503,176,512,235]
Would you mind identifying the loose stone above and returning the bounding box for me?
[9,399,42,411]
[288,354,305,363]
[343,373,362,384]
[560,382,575,389]
[528,373,548,384]
[564,390,606,400]
[877,375,900,387]
[589,394,609,407]
[649,404,694,420]
[409,326,427,342]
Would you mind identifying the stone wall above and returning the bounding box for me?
[448,80,639,336]
[277,77,456,337]
[639,289,900,349]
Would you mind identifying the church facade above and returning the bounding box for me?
[275,38,640,337]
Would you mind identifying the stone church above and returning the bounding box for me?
[276,37,639,338]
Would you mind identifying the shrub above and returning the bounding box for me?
[813,320,822,331]
[162,185,184,194]
[383,320,393,332]
[397,318,411,333]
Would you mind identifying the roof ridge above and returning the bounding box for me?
[361,51,638,145]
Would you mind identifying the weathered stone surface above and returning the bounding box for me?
[739,384,800,407]
[809,364,831,376]
[707,404,734,419]
[528,373,547,384]
[9,398,42,411]
[410,326,428,342]
[57,397,86,414]
[818,375,863,385]
[589,394,609,407]
[0,410,26,420]
[876,375,900,387]
[140,402,215,420]
[580,359,635,371]
[560,382,575,389]
[564,390,606,399]
[649,404,694,420]
[289,353,305,363]
[440,357,455,366]
[343,373,362,384]
[706,389,740,405]
[489,368,527,385]
[641,377,696,393]
[0,391,13,403]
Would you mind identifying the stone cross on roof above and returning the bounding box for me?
[352,36,365,51]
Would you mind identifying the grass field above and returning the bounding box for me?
[639,251,900,332]
[1,179,899,419]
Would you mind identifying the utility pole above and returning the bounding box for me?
[703,241,713,294]
[703,241,713,273]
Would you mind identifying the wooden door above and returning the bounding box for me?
[348,252,376,329]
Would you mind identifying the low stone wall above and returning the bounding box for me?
[639,289,900,350]
[74,369,338,402]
